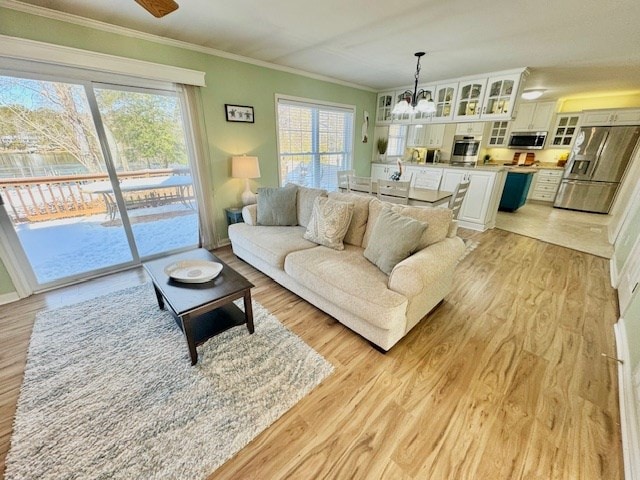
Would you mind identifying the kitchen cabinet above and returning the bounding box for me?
[487,121,510,147]
[499,172,534,211]
[407,123,445,147]
[433,83,458,122]
[581,108,640,126]
[527,168,563,202]
[440,167,507,231]
[454,78,487,121]
[549,113,581,148]
[406,124,427,147]
[480,74,520,120]
[404,165,444,189]
[371,163,409,182]
[456,122,485,136]
[375,91,395,124]
[511,101,556,131]
[371,163,393,181]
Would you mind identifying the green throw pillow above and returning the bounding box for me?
[364,206,427,275]
[303,197,354,250]
[257,184,298,226]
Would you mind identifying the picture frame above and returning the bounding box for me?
[225,104,254,123]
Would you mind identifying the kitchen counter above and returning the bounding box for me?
[371,161,506,172]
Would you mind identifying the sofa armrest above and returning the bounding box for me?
[388,236,465,298]
[242,204,258,225]
[447,220,458,238]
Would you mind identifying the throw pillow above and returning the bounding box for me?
[289,184,328,228]
[303,197,354,250]
[328,191,372,247]
[364,206,427,275]
[257,184,298,226]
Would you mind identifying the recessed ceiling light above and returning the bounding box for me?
[522,89,545,100]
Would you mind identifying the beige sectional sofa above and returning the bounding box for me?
[228,186,465,351]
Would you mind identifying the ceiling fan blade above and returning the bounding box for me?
[135,0,179,18]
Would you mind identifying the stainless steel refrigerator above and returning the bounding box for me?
[554,125,640,213]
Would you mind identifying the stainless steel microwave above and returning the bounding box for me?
[508,131,547,149]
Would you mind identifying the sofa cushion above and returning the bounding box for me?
[292,184,328,228]
[363,198,453,250]
[228,223,317,269]
[328,191,371,247]
[364,207,428,275]
[303,197,354,250]
[257,184,298,226]
[284,245,408,331]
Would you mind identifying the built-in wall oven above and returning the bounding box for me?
[451,135,481,166]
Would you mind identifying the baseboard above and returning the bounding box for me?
[0,291,20,305]
[614,318,640,480]
[611,256,619,288]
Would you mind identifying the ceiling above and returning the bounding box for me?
[8,0,640,100]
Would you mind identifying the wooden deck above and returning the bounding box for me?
[0,228,622,479]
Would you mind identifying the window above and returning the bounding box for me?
[276,97,354,190]
[386,124,408,160]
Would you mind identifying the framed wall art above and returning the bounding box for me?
[225,104,255,123]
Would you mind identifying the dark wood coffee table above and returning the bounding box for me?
[143,248,254,365]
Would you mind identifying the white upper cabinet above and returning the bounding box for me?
[406,124,427,147]
[511,101,556,131]
[480,74,520,120]
[375,91,395,124]
[549,113,581,148]
[581,108,640,126]
[425,124,446,147]
[433,83,458,122]
[487,121,510,147]
[374,68,527,125]
[456,122,485,135]
[454,78,487,121]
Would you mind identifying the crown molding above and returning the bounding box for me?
[0,0,375,92]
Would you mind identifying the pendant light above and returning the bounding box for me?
[391,52,437,116]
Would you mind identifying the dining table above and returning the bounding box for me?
[341,182,453,207]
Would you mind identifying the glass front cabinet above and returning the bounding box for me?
[550,114,581,148]
[433,83,458,122]
[487,121,510,146]
[454,79,487,121]
[481,74,520,120]
[375,91,395,124]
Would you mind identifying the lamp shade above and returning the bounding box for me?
[232,155,261,179]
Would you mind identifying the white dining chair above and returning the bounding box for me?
[448,174,471,219]
[337,169,355,190]
[377,179,411,205]
[348,175,373,194]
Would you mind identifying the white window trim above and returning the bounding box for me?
[0,34,206,87]
[274,94,356,188]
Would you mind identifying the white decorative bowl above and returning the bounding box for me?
[164,260,223,283]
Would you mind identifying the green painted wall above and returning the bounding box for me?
[0,7,377,295]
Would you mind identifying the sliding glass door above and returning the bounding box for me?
[0,72,199,291]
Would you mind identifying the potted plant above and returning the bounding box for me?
[377,138,388,162]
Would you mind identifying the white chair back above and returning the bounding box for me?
[448,174,470,219]
[348,175,372,194]
[337,169,355,190]
[377,179,410,205]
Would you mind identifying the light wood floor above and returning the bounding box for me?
[0,228,623,479]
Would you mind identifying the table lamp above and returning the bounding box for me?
[232,155,261,205]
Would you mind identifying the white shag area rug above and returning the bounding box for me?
[5,284,333,480]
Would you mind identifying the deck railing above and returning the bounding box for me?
[0,169,191,223]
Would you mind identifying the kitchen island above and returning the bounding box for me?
[371,162,507,231]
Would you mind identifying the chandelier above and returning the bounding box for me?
[391,52,437,116]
